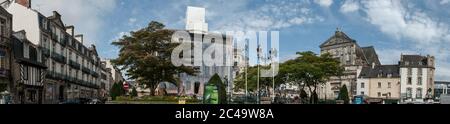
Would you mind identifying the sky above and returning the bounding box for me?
[14,0,450,81]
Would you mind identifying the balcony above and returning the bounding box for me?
[91,70,99,78]
[69,60,81,70]
[60,37,68,46]
[46,71,67,81]
[51,52,66,64]
[82,66,90,74]
[41,47,50,57]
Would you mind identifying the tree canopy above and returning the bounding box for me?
[112,21,197,96]
[234,51,343,104]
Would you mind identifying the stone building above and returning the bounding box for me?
[0,6,12,98]
[2,0,102,103]
[319,29,380,99]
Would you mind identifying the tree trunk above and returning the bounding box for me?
[308,85,313,104]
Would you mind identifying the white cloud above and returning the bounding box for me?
[360,0,450,81]
[212,1,323,31]
[32,0,118,46]
[314,0,333,7]
[340,0,360,13]
[128,18,137,25]
[361,0,450,45]
[441,0,450,5]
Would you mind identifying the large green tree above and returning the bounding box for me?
[112,21,197,96]
[234,51,343,104]
[280,51,343,104]
[234,65,282,93]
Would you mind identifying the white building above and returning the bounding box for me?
[399,55,435,103]
[177,6,234,98]
[2,0,102,103]
[104,59,125,84]
[185,6,208,34]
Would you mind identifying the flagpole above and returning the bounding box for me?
[257,45,260,104]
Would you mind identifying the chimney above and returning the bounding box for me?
[66,26,75,36]
[75,34,83,44]
[16,0,31,8]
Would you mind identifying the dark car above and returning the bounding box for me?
[59,99,82,104]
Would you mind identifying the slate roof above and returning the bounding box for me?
[360,46,381,65]
[359,65,400,78]
[400,55,432,68]
[320,30,356,48]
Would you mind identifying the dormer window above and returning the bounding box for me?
[405,61,409,66]
[387,74,392,78]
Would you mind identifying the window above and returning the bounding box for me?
[60,65,64,74]
[36,69,41,82]
[0,49,6,69]
[52,62,56,72]
[361,92,365,95]
[406,88,412,98]
[68,68,72,77]
[52,42,56,52]
[418,77,422,85]
[388,82,391,88]
[23,65,28,80]
[378,92,381,97]
[60,47,64,55]
[0,18,6,37]
[416,88,423,99]
[407,68,412,76]
[418,68,422,76]
[378,82,382,88]
[69,51,72,60]
[388,92,391,97]
[407,77,412,85]
[361,83,365,88]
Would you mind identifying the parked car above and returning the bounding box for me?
[59,99,82,104]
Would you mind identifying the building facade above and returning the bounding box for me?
[399,55,435,103]
[104,59,125,84]
[176,6,234,98]
[0,6,12,98]
[357,65,401,101]
[11,30,47,104]
[2,0,101,103]
[319,29,380,99]
[99,61,113,98]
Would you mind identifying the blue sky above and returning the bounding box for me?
[30,0,450,81]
